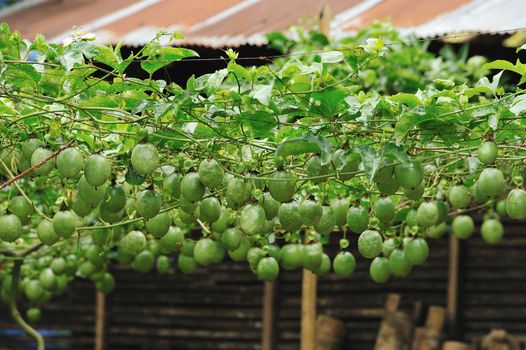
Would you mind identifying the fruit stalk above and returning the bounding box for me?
[8,260,46,350]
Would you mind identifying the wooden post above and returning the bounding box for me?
[446,234,460,338]
[262,281,278,350]
[95,291,106,350]
[301,269,317,350]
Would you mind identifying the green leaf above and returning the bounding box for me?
[227,60,250,81]
[250,83,274,106]
[141,47,198,76]
[311,87,348,117]
[320,51,343,64]
[240,111,277,137]
[0,101,15,116]
[394,111,433,144]
[389,93,422,107]
[94,44,131,74]
[475,71,503,95]
[510,95,526,116]
[381,143,410,164]
[353,144,381,180]
[206,69,228,89]
[125,165,145,185]
[276,134,333,164]
[482,59,526,76]
[516,44,526,53]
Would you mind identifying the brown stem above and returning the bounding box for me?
[0,139,76,191]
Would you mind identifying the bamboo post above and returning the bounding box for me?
[95,291,106,350]
[262,281,279,350]
[301,269,317,350]
[446,234,460,338]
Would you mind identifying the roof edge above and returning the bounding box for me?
[0,0,48,18]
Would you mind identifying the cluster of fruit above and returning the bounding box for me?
[0,136,525,323]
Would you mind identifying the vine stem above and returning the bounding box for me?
[0,139,76,191]
[9,260,46,350]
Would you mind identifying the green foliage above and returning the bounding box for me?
[0,22,526,338]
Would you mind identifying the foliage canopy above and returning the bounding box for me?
[0,22,526,347]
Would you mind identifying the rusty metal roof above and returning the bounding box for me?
[1,0,525,47]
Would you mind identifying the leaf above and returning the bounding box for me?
[206,69,228,89]
[510,94,526,116]
[94,44,131,74]
[276,134,333,164]
[250,83,274,106]
[353,144,381,180]
[320,51,343,64]
[240,111,277,137]
[488,113,499,131]
[141,47,198,76]
[125,165,145,185]
[482,59,526,76]
[0,101,15,116]
[389,93,422,107]
[227,60,250,81]
[311,87,348,117]
[394,111,433,144]
[381,143,410,164]
[475,71,503,95]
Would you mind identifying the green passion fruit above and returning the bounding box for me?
[333,251,356,278]
[180,172,205,202]
[239,204,266,235]
[198,158,225,189]
[313,206,336,235]
[136,190,162,219]
[56,148,83,178]
[452,215,475,239]
[199,197,222,224]
[448,185,472,209]
[84,154,111,187]
[404,238,429,265]
[225,178,253,209]
[416,202,439,229]
[131,143,159,175]
[358,230,383,259]
[478,168,505,198]
[394,161,423,189]
[374,197,395,223]
[52,211,78,239]
[480,218,504,244]
[506,188,526,219]
[267,171,296,203]
[477,141,498,164]
[298,199,323,226]
[347,206,369,234]
[0,214,22,242]
[369,257,391,283]
[330,198,350,227]
[30,148,54,176]
[278,201,302,232]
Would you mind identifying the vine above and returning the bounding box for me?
[0,22,525,347]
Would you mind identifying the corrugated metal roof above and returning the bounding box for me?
[1,0,525,48]
[405,0,526,37]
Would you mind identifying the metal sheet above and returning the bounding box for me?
[0,0,143,40]
[1,0,526,47]
[407,0,526,37]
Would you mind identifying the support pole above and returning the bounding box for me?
[262,281,278,350]
[446,234,460,338]
[301,269,317,350]
[95,291,106,350]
